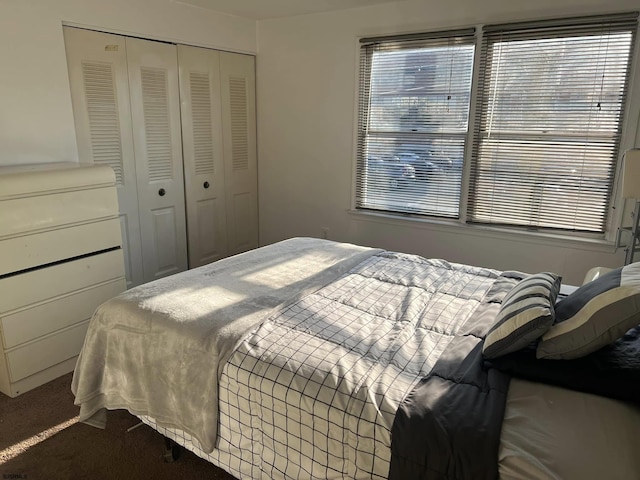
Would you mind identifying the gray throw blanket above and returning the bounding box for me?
[72,237,382,453]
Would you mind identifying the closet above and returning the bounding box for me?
[64,27,258,287]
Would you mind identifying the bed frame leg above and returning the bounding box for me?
[163,437,182,462]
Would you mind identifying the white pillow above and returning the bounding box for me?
[537,262,640,360]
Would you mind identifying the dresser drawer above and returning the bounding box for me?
[0,163,115,198]
[0,218,122,276]
[1,278,125,349]
[6,320,90,382]
[0,186,119,239]
[0,249,125,313]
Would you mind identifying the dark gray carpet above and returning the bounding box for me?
[0,373,237,480]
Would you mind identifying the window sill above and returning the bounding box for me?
[347,209,618,254]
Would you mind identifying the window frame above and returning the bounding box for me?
[353,12,640,243]
[355,28,477,220]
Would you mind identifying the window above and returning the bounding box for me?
[356,29,476,217]
[355,13,638,236]
[469,14,637,233]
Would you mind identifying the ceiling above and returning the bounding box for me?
[173,0,408,20]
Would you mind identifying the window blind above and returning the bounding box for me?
[356,29,476,218]
[468,13,638,233]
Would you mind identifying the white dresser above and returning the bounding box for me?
[0,162,126,397]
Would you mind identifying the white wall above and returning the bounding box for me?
[0,0,255,166]
[256,0,640,285]
[1,0,637,284]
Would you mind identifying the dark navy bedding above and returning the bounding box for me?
[488,325,640,404]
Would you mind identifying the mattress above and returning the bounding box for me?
[500,378,640,480]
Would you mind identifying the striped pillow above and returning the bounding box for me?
[483,272,561,359]
[537,262,640,360]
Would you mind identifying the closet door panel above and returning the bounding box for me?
[63,27,144,288]
[178,45,228,268]
[195,198,221,262]
[126,37,188,281]
[220,52,258,255]
[151,206,181,275]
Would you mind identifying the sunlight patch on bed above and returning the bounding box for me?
[237,253,326,288]
[138,284,249,319]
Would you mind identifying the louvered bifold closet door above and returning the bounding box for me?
[126,37,188,281]
[63,27,145,288]
[220,52,258,255]
[178,45,228,268]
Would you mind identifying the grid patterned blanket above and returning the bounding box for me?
[141,250,511,479]
[72,237,380,453]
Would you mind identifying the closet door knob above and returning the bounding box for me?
[203,181,210,189]
[158,188,166,197]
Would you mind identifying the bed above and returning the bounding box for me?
[71,237,640,479]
